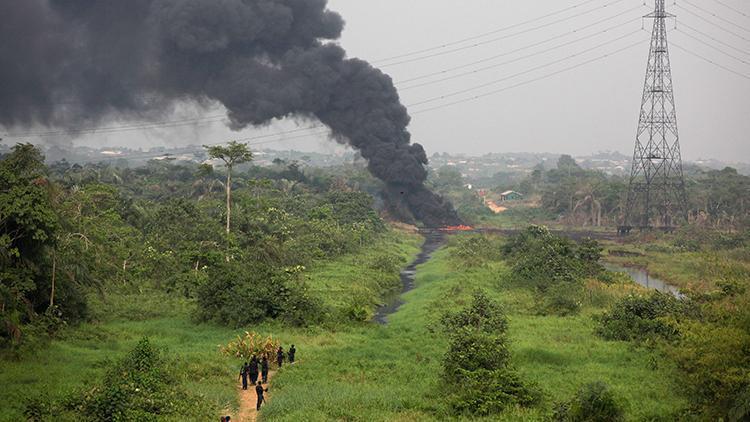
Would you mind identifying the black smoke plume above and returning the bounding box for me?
[0,0,460,227]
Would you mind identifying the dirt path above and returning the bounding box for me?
[235,370,277,422]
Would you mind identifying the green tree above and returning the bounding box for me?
[204,142,253,234]
[0,144,59,344]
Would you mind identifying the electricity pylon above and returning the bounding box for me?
[621,0,688,234]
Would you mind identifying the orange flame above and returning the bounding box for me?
[439,225,474,232]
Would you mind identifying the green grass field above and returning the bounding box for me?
[0,230,421,421]
[262,241,687,421]
[0,230,688,420]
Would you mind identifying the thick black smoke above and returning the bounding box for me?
[0,0,460,226]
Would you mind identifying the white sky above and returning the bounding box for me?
[24,0,750,162]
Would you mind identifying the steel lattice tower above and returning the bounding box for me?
[621,0,688,233]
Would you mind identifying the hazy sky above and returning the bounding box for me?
[10,0,750,162]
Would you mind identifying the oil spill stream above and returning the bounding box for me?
[373,231,446,324]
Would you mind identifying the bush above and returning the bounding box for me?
[196,261,322,327]
[536,282,584,316]
[449,368,540,416]
[441,291,508,334]
[667,322,750,419]
[595,292,693,342]
[449,235,502,268]
[24,338,214,420]
[505,226,602,292]
[443,330,510,377]
[553,381,625,422]
[368,252,404,274]
[440,291,538,416]
[220,331,281,361]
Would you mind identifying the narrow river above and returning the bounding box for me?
[603,263,683,298]
[373,231,446,324]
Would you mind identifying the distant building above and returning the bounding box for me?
[500,190,524,201]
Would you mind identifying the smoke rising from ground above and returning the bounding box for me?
[0,0,459,226]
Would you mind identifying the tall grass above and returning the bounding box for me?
[263,243,687,421]
[0,230,421,421]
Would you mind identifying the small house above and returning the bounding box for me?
[500,190,523,201]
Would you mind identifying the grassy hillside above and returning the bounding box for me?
[0,229,421,421]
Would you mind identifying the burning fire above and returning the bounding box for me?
[439,225,474,232]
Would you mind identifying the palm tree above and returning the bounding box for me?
[204,142,253,234]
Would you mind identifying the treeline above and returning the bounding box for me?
[1,143,388,348]
[494,155,750,229]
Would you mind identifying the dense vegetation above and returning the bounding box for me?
[598,228,750,420]
[1,142,423,419]
[488,154,750,229]
[1,143,392,351]
[3,142,748,420]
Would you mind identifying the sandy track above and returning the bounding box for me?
[235,370,276,422]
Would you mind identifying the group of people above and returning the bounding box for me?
[238,345,296,412]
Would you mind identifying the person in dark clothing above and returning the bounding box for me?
[288,345,296,364]
[261,356,269,383]
[249,355,259,384]
[276,346,285,368]
[239,362,248,390]
[255,381,268,411]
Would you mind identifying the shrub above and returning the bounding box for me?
[553,381,625,422]
[443,330,510,377]
[449,368,540,416]
[440,290,538,416]
[441,291,508,334]
[506,226,602,292]
[667,322,750,419]
[536,282,584,316]
[24,338,214,420]
[594,292,691,342]
[449,235,502,268]
[196,261,322,326]
[368,252,404,274]
[220,331,281,361]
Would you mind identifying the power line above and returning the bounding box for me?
[378,0,635,68]
[411,38,646,114]
[678,21,750,57]
[407,30,643,108]
[396,8,643,86]
[674,3,750,42]
[397,19,642,91]
[671,41,750,80]
[90,126,329,161]
[675,29,750,66]
[373,0,604,63]
[680,0,750,34]
[2,114,228,139]
[707,0,750,20]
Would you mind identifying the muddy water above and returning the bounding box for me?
[373,231,446,324]
[603,263,683,298]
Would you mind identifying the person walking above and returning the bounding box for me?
[239,362,249,390]
[276,346,285,368]
[249,355,259,385]
[261,355,269,383]
[255,381,268,411]
[288,345,296,364]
